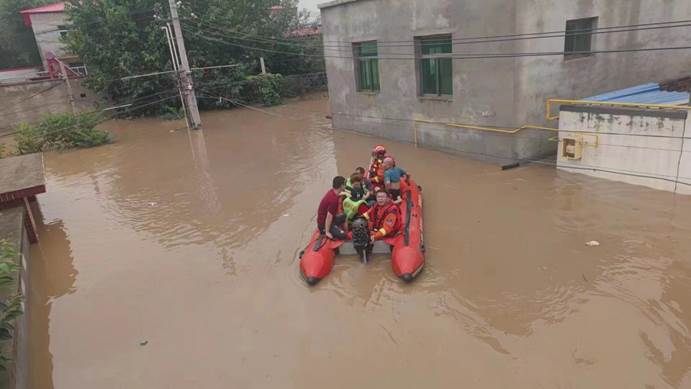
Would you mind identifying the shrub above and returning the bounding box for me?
[15,112,111,154]
[246,74,283,106]
[0,240,22,370]
[160,105,185,121]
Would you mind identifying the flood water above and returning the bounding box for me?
[28,96,691,388]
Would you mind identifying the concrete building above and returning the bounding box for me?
[0,153,46,389]
[318,0,691,163]
[20,2,83,72]
[557,82,691,195]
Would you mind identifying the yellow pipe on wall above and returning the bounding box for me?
[545,98,691,121]
[414,119,559,134]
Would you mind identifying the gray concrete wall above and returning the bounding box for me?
[322,0,521,162]
[0,79,102,134]
[513,0,691,130]
[29,12,69,70]
[320,0,691,162]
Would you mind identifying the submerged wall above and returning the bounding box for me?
[557,106,691,194]
[0,79,102,134]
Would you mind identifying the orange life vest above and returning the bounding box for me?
[366,202,401,240]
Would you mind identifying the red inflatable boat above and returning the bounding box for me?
[299,177,425,285]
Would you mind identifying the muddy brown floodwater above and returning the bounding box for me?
[27,96,691,388]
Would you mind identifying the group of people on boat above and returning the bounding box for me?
[316,145,408,243]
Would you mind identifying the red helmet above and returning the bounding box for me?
[373,145,386,155]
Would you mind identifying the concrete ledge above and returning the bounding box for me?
[419,96,454,103]
[318,0,360,9]
[560,104,689,120]
[0,154,46,201]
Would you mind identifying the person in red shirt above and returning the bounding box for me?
[317,176,347,240]
[364,190,401,242]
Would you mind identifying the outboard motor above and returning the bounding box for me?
[351,217,370,263]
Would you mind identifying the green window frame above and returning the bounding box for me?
[564,17,597,58]
[418,35,453,96]
[354,41,380,92]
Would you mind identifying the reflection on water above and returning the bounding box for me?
[30,95,691,388]
[28,218,77,389]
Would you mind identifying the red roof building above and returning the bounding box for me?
[20,2,65,27]
[18,2,77,71]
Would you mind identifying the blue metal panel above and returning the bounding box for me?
[587,82,690,105]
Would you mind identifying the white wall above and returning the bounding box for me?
[29,12,69,69]
[557,107,690,194]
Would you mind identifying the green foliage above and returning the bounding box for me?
[0,143,5,159]
[64,0,317,113]
[0,0,46,68]
[248,74,283,106]
[159,105,185,120]
[15,112,111,154]
[0,240,23,370]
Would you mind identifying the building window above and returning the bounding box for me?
[354,41,379,92]
[564,17,597,58]
[418,35,453,96]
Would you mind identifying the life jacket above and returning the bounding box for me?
[343,197,367,221]
[368,158,386,186]
[366,202,401,240]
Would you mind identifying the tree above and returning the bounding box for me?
[0,0,46,68]
[64,0,313,114]
[64,0,174,112]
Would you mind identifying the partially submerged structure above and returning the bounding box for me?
[20,2,84,73]
[557,81,691,194]
[0,153,46,388]
[318,0,691,163]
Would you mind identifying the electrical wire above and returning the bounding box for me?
[182,17,691,50]
[182,22,691,60]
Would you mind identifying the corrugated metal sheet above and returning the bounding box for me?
[587,82,690,105]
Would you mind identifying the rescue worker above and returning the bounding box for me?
[383,157,407,203]
[368,145,387,190]
[364,190,401,242]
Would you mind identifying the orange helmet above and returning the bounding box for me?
[373,145,386,155]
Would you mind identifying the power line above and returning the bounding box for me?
[182,25,691,61]
[330,18,691,45]
[183,17,691,50]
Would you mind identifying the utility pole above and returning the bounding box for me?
[260,57,267,75]
[162,24,189,128]
[58,60,77,114]
[167,0,201,129]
